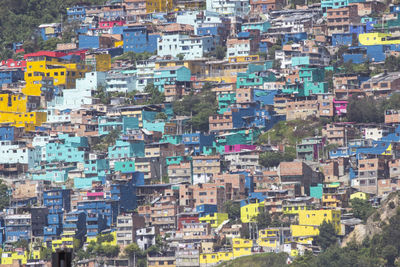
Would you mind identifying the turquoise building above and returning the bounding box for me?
[98,116,139,136]
[46,134,89,163]
[154,66,191,92]
[108,140,145,159]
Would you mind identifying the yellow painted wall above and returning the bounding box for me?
[359,33,400,46]
[283,205,312,215]
[199,253,220,264]
[298,209,341,234]
[257,228,279,248]
[95,54,111,72]
[199,213,228,228]
[241,201,264,223]
[350,192,368,200]
[146,0,172,13]
[114,40,124,48]
[1,251,28,265]
[25,58,89,96]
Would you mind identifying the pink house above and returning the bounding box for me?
[333,99,348,116]
[99,20,126,29]
[87,191,104,200]
[225,144,257,153]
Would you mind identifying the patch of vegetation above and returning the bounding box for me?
[172,83,217,132]
[350,198,376,222]
[257,117,327,146]
[217,252,288,267]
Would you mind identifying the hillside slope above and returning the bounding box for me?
[216,252,288,267]
[342,192,400,246]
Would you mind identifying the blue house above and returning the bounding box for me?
[43,189,71,243]
[0,126,19,141]
[63,211,87,241]
[332,33,354,46]
[0,69,24,86]
[253,89,279,106]
[196,204,218,217]
[196,26,222,45]
[182,133,215,155]
[110,171,144,212]
[283,32,307,45]
[77,200,119,237]
[38,23,62,41]
[67,6,86,22]
[390,5,400,13]
[123,26,160,53]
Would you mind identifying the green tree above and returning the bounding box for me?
[215,45,226,60]
[350,198,375,221]
[224,200,241,221]
[0,179,9,210]
[155,112,168,121]
[268,45,281,60]
[101,244,120,258]
[382,245,397,266]
[41,37,63,51]
[97,233,114,244]
[255,209,272,229]
[347,96,384,123]
[384,55,400,72]
[172,85,217,132]
[259,151,295,168]
[40,247,53,261]
[144,83,165,104]
[94,85,110,105]
[314,221,337,251]
[272,59,281,70]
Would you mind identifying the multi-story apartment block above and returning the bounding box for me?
[157,34,215,60]
[150,195,178,233]
[327,5,360,35]
[192,155,221,184]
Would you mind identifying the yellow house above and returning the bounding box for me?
[232,238,253,258]
[85,54,111,72]
[86,231,117,246]
[292,236,314,244]
[52,236,74,252]
[0,94,28,113]
[240,200,264,223]
[257,228,279,248]
[282,204,313,215]
[199,251,234,265]
[24,56,90,96]
[1,250,28,265]
[0,111,47,131]
[218,251,234,262]
[155,59,205,77]
[31,245,42,260]
[199,213,229,228]
[291,209,341,239]
[298,210,341,233]
[359,33,400,46]
[350,192,369,200]
[228,55,260,63]
[199,252,220,265]
[146,0,173,13]
[290,225,319,239]
[114,40,124,48]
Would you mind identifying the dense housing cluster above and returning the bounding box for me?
[2,0,400,266]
